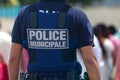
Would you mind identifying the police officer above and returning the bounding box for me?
[8,0,101,80]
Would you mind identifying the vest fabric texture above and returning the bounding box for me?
[12,1,94,78]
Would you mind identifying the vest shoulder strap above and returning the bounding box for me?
[57,5,71,29]
[29,3,72,28]
[30,3,38,28]
[60,4,71,12]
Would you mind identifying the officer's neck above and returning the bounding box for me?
[41,0,65,2]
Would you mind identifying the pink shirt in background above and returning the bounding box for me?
[109,35,120,63]
[114,39,120,80]
[0,51,9,80]
[19,48,29,73]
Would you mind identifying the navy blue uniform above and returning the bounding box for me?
[12,0,94,79]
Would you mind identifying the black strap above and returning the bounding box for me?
[30,3,38,28]
[57,5,71,29]
[62,49,77,62]
[30,3,38,12]
[29,4,38,62]
[57,13,67,29]
[28,49,37,62]
[30,12,38,28]
[60,5,71,12]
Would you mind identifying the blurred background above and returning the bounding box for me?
[0,0,120,80]
[0,0,120,33]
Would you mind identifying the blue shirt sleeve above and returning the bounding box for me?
[12,11,22,44]
[69,7,94,48]
[77,13,94,48]
[12,5,29,44]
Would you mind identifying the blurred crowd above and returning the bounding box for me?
[93,23,120,80]
[77,23,120,80]
[0,21,29,80]
[0,20,120,80]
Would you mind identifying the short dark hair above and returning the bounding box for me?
[108,25,117,34]
[94,23,109,38]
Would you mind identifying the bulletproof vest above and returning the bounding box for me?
[22,3,80,72]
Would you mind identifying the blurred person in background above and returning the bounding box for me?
[77,35,104,80]
[0,50,9,80]
[115,28,120,39]
[114,26,120,80]
[18,48,29,79]
[108,25,120,65]
[115,44,120,80]
[93,35,104,80]
[0,21,11,64]
[94,23,114,80]
[19,48,29,73]
[107,25,120,79]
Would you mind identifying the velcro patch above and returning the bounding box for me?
[27,29,69,49]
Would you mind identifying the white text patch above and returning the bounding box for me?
[27,29,69,49]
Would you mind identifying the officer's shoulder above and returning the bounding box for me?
[19,4,30,16]
[19,2,38,14]
[69,7,86,16]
